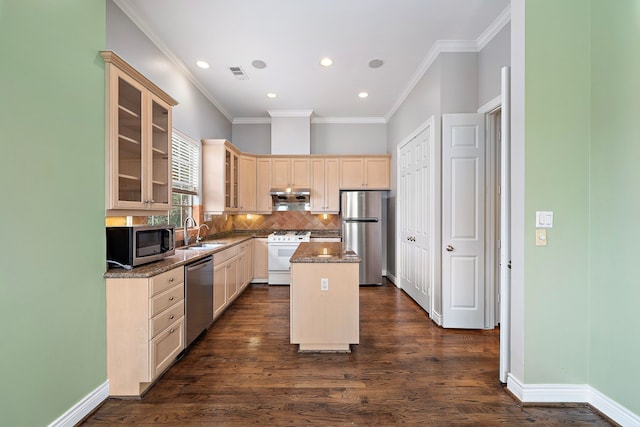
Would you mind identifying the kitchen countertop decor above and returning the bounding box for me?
[290,242,360,264]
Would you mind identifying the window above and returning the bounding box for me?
[149,130,200,227]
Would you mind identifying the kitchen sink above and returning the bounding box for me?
[183,242,225,250]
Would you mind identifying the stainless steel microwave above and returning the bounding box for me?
[106,225,175,268]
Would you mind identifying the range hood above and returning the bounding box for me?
[270,188,311,211]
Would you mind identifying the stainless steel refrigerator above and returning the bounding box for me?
[341,191,382,285]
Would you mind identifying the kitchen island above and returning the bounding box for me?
[289,242,361,352]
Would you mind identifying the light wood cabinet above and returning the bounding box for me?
[252,238,268,283]
[213,243,253,320]
[202,139,240,214]
[271,157,310,188]
[238,155,256,212]
[290,261,359,352]
[102,51,178,215]
[256,157,272,213]
[339,156,391,190]
[106,266,185,396]
[310,158,340,213]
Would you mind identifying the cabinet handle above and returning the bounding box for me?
[446,245,454,252]
[170,328,175,333]
[169,314,174,320]
[169,296,174,301]
[169,277,174,282]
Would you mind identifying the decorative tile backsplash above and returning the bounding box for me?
[232,211,340,231]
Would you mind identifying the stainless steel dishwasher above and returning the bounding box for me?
[185,256,214,347]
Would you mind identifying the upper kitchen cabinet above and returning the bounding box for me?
[271,157,310,189]
[256,157,273,213]
[102,51,178,215]
[310,158,340,213]
[202,139,239,214]
[237,155,256,212]
[339,156,391,190]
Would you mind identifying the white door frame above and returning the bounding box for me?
[395,116,442,324]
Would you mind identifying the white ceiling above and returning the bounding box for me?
[115,0,510,123]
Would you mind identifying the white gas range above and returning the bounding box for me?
[267,231,311,285]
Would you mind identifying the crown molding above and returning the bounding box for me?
[112,0,234,122]
[268,110,313,118]
[312,117,386,124]
[477,4,511,50]
[232,117,271,125]
[385,5,512,122]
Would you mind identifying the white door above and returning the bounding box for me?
[442,114,485,329]
[499,66,511,382]
[398,119,434,313]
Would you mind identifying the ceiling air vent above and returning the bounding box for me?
[229,66,248,80]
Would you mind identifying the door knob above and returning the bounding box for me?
[446,245,454,252]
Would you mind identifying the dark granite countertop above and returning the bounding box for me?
[290,242,360,263]
[104,233,254,279]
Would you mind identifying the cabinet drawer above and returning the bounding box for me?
[149,317,184,379]
[149,300,184,339]
[150,267,184,297]
[214,246,238,265]
[150,284,184,317]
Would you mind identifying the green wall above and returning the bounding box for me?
[524,0,591,384]
[0,1,107,425]
[589,0,640,414]
[525,0,640,415]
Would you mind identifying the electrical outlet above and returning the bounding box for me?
[535,229,547,246]
[321,278,329,291]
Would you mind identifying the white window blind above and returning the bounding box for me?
[172,130,199,195]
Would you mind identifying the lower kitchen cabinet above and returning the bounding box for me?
[213,243,249,320]
[252,237,268,283]
[106,266,185,397]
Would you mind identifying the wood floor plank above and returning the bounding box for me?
[82,280,613,426]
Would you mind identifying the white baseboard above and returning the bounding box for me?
[507,374,640,426]
[430,310,443,326]
[385,272,397,286]
[48,380,109,427]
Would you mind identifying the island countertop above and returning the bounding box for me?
[290,242,360,263]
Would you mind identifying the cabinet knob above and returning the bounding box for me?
[170,328,175,333]
[169,314,174,320]
[169,296,174,301]
[169,277,174,282]
[446,245,454,252]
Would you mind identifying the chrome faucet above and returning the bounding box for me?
[196,223,210,242]
[183,216,197,246]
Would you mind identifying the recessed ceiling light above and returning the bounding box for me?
[358,92,369,98]
[267,92,277,98]
[196,60,210,69]
[252,60,267,69]
[320,57,334,67]
[368,59,384,69]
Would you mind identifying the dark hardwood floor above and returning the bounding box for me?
[83,280,611,425]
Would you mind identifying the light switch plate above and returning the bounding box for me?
[321,278,329,291]
[535,229,547,246]
[536,211,554,228]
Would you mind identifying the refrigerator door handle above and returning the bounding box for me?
[344,218,379,223]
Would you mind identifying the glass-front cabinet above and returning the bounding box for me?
[102,51,177,214]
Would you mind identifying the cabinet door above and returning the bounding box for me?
[238,155,256,212]
[148,94,172,209]
[339,158,365,189]
[225,149,239,210]
[111,70,145,208]
[271,157,290,188]
[149,317,184,378]
[253,238,268,282]
[213,262,227,318]
[324,158,340,212]
[226,258,238,301]
[365,157,391,189]
[256,158,272,213]
[310,158,325,213]
[291,158,310,187]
